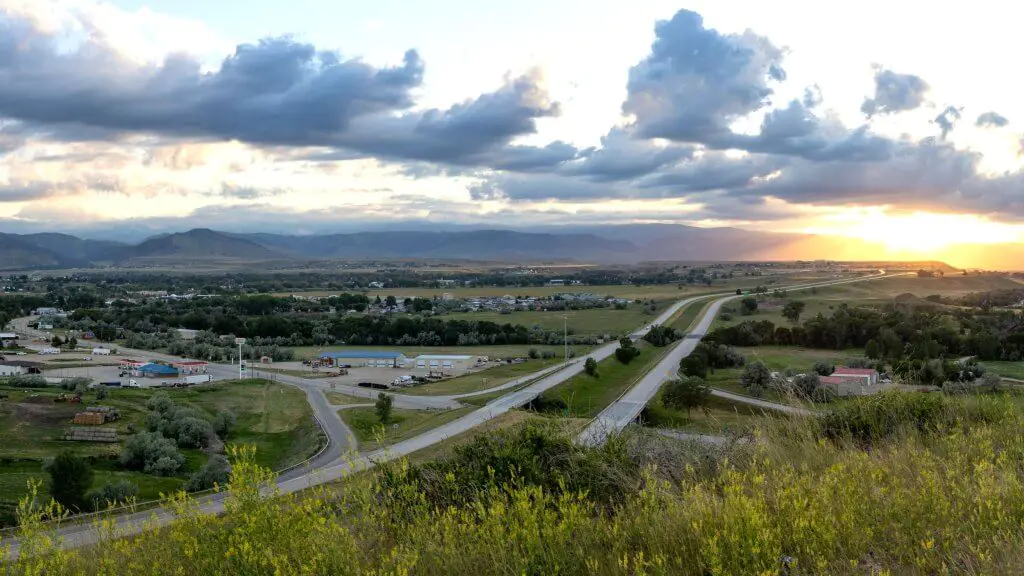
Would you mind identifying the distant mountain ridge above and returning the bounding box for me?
[0,225,979,270]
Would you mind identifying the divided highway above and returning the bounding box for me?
[2,271,899,556]
[577,272,897,446]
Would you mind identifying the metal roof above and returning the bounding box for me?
[139,363,179,374]
[414,355,474,360]
[319,351,405,359]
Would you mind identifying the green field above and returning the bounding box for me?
[540,340,672,418]
[443,302,668,336]
[641,393,778,434]
[324,391,372,405]
[288,344,586,361]
[0,379,322,525]
[403,358,556,396]
[981,361,1024,380]
[338,406,473,451]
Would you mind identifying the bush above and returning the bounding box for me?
[642,324,681,347]
[812,362,834,376]
[146,393,173,414]
[6,374,47,388]
[175,417,214,449]
[540,350,555,360]
[527,348,539,359]
[212,410,237,439]
[584,357,599,377]
[376,393,393,424]
[818,391,1006,444]
[58,377,92,392]
[614,337,640,364]
[87,480,138,510]
[740,362,771,396]
[186,455,231,492]
[96,388,108,400]
[120,432,185,476]
[662,376,710,416]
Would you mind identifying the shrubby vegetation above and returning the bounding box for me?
[641,324,681,347]
[119,432,186,476]
[10,393,1024,574]
[185,455,231,492]
[678,341,745,379]
[146,393,214,448]
[86,481,138,511]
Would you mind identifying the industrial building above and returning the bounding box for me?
[411,354,475,375]
[0,364,26,376]
[318,351,407,368]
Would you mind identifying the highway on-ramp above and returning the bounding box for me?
[577,271,899,446]
[1,272,897,557]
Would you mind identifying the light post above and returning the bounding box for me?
[562,315,568,363]
[235,337,246,380]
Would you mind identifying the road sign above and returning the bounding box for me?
[240,360,247,374]
[235,338,246,345]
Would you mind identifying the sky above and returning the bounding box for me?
[2,0,1024,263]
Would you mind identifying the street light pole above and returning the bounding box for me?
[563,315,568,363]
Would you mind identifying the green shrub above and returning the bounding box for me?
[186,455,231,492]
[87,480,138,510]
[119,432,185,476]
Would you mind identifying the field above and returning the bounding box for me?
[540,340,667,418]
[0,379,321,525]
[337,406,473,451]
[324,391,371,405]
[442,301,669,336]
[641,392,775,434]
[288,344,587,361]
[982,361,1024,380]
[403,358,555,396]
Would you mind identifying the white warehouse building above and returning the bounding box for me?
[412,354,475,375]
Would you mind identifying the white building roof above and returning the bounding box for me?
[414,354,474,360]
[0,333,17,339]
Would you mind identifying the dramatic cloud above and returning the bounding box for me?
[976,111,1009,128]
[562,128,694,182]
[623,9,785,145]
[860,68,930,117]
[0,6,566,169]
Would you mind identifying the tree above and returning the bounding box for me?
[186,455,231,492]
[527,348,540,359]
[981,372,1002,391]
[781,301,806,323]
[740,297,758,315]
[87,480,138,511]
[68,335,78,349]
[812,362,834,376]
[584,357,599,377]
[120,432,185,476]
[865,339,881,360]
[615,337,640,364]
[740,361,771,396]
[679,352,708,379]
[51,334,63,348]
[45,450,94,511]
[662,376,710,416]
[376,393,394,424]
[794,372,821,397]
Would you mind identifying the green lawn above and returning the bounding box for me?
[670,299,710,331]
[403,358,557,396]
[338,406,473,451]
[642,393,779,434]
[981,361,1024,380]
[324,391,372,405]
[540,340,671,418]
[442,302,669,337]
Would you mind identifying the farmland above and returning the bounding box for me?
[442,300,669,336]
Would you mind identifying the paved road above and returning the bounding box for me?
[577,272,899,446]
[0,273,889,556]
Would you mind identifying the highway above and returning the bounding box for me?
[1,271,897,556]
[577,271,897,446]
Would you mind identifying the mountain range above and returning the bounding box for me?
[0,225,1002,270]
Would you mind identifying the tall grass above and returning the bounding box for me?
[5,393,1024,574]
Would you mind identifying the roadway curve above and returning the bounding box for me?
[577,271,900,446]
[1,272,896,556]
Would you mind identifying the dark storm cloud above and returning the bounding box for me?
[976,111,1009,128]
[933,106,962,140]
[0,10,565,169]
[0,181,60,202]
[860,68,930,117]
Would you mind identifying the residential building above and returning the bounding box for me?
[0,333,18,348]
[831,367,879,386]
[176,328,199,340]
[0,364,26,376]
[318,351,407,368]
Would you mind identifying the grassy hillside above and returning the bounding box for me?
[8,391,1024,574]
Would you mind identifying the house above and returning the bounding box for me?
[138,363,179,378]
[0,333,18,348]
[92,347,111,356]
[32,307,61,316]
[318,351,407,368]
[831,367,879,386]
[412,354,475,374]
[176,328,199,340]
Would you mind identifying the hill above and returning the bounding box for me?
[239,230,637,261]
[116,229,284,262]
[0,233,70,270]
[18,233,124,265]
